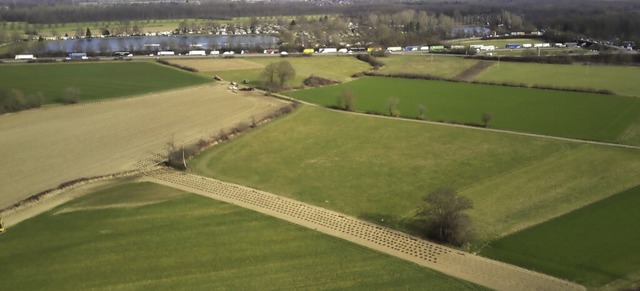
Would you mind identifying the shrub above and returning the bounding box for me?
[303,75,340,87]
[62,87,81,104]
[355,54,385,69]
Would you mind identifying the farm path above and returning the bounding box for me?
[143,169,586,291]
[0,83,288,210]
[454,61,494,81]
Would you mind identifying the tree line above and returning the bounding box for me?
[1,0,638,46]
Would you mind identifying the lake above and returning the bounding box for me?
[45,35,281,53]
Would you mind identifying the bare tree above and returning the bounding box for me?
[387,97,400,116]
[336,87,356,111]
[417,188,475,246]
[62,87,81,104]
[417,104,427,120]
[261,62,278,93]
[275,60,295,88]
[261,60,296,92]
[481,112,492,127]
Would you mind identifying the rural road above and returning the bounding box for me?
[144,169,586,291]
[0,83,288,210]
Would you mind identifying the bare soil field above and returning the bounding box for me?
[170,58,265,72]
[0,84,287,210]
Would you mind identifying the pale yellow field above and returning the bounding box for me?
[0,84,287,210]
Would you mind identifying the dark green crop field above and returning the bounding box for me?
[285,77,640,143]
[0,62,210,104]
[0,182,485,290]
[481,185,640,288]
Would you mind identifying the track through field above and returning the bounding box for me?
[144,169,586,291]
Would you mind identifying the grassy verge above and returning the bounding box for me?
[0,61,210,104]
[285,76,640,143]
[0,182,485,290]
[189,106,640,243]
[481,185,640,288]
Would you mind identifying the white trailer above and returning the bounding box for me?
[386,46,402,52]
[523,43,533,48]
[187,50,206,56]
[157,51,175,56]
[420,46,430,51]
[15,54,36,60]
[319,48,337,53]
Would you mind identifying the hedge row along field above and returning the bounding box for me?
[189,106,640,244]
[0,62,210,104]
[285,76,640,143]
[0,182,485,290]
[481,185,640,288]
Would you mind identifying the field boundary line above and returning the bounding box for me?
[143,169,585,291]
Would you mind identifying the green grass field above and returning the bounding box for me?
[481,185,640,288]
[285,76,640,143]
[0,182,485,290]
[473,61,640,97]
[189,106,640,243]
[0,62,210,104]
[208,56,371,88]
[375,55,480,78]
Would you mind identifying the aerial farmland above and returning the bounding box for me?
[1,0,640,290]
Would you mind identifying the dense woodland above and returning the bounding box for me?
[0,0,638,50]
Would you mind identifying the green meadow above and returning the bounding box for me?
[285,76,640,143]
[0,62,210,104]
[473,61,640,97]
[0,182,485,290]
[375,55,480,78]
[481,185,640,288]
[190,106,640,243]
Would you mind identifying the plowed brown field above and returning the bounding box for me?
[0,83,287,209]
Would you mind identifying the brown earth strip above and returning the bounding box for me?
[455,61,494,81]
[143,169,586,291]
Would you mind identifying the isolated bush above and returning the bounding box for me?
[334,87,356,111]
[387,97,399,116]
[417,104,427,120]
[481,112,492,127]
[355,54,385,69]
[303,75,339,87]
[62,87,81,104]
[0,89,44,114]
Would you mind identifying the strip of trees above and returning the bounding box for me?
[1,0,637,49]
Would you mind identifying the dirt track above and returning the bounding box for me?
[144,169,586,291]
[0,84,287,210]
